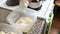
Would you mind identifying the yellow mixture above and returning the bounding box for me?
[16,17,32,24]
[0,31,16,34]
[0,31,5,34]
[8,32,16,34]
[16,17,33,33]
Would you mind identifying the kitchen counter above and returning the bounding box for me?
[0,8,46,34]
[0,8,11,23]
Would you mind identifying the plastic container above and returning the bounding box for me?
[0,23,22,34]
[7,8,37,32]
[7,7,37,24]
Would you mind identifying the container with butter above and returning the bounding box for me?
[7,8,37,34]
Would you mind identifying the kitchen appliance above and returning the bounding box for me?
[6,0,19,6]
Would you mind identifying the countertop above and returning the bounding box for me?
[0,8,11,23]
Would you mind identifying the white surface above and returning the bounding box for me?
[37,0,54,23]
[0,0,19,10]
[45,0,54,23]
[37,0,54,19]
[37,0,51,19]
